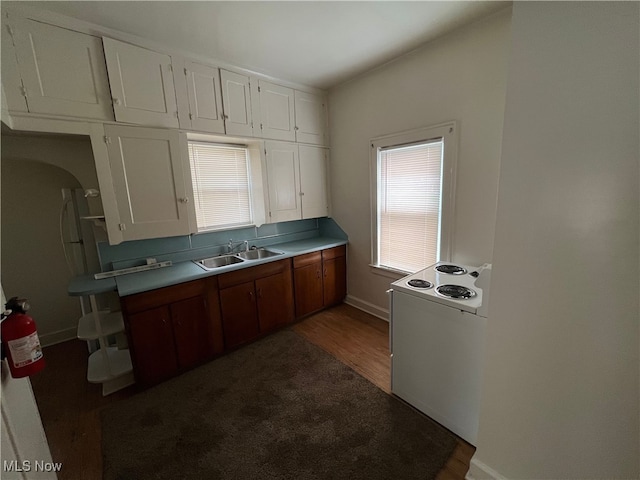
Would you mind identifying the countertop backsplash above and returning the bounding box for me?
[97,218,347,272]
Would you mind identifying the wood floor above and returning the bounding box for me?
[30,303,473,480]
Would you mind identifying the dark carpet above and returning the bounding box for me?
[101,329,457,480]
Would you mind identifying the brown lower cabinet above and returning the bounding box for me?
[121,246,345,387]
[121,277,223,386]
[294,245,347,318]
[322,246,348,307]
[218,258,294,348]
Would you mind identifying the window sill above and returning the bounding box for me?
[368,264,409,280]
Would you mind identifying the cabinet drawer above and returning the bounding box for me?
[322,245,346,261]
[218,258,291,289]
[122,279,209,314]
[293,251,322,269]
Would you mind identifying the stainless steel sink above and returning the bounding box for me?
[194,255,245,270]
[236,248,284,260]
[194,247,284,271]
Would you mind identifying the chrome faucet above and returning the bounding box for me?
[227,239,250,253]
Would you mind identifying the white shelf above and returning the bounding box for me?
[76,292,136,395]
[77,310,124,340]
[101,372,135,396]
[80,215,107,230]
[87,347,133,384]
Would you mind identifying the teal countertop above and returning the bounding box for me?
[68,274,117,297]
[69,237,347,298]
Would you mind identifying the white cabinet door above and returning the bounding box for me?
[183,61,225,134]
[299,145,329,219]
[103,37,178,128]
[1,15,28,113]
[294,90,328,145]
[11,18,113,120]
[264,141,301,223]
[103,125,190,240]
[220,69,253,137]
[258,80,295,141]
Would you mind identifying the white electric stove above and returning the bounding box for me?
[391,261,491,315]
[389,261,492,445]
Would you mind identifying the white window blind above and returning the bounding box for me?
[377,140,443,273]
[188,141,253,232]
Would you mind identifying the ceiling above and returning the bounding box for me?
[22,1,509,90]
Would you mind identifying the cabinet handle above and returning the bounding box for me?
[324,268,328,277]
[248,291,254,301]
[222,113,229,120]
[113,97,121,106]
[294,126,299,131]
[316,270,321,279]
[257,288,262,299]
[179,197,189,204]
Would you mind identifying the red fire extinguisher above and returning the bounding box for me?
[1,297,45,378]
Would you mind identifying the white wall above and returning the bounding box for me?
[328,9,511,316]
[1,143,99,345]
[473,2,639,479]
[2,158,82,344]
[1,134,103,217]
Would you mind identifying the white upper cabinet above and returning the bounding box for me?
[102,37,179,129]
[264,141,329,223]
[2,11,331,147]
[264,141,301,223]
[257,80,295,142]
[1,15,28,114]
[10,18,113,120]
[299,145,329,219]
[103,125,191,241]
[256,81,328,145]
[294,91,328,146]
[220,69,254,137]
[175,60,225,134]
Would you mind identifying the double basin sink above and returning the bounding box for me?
[194,248,284,271]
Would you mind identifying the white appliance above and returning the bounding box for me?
[389,261,492,445]
[60,187,89,277]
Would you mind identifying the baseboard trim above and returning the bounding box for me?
[344,295,389,322]
[467,457,508,480]
[40,326,76,347]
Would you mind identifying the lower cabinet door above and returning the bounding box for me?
[323,255,347,307]
[219,282,260,348]
[294,262,324,318]
[256,271,294,333]
[127,306,179,386]
[170,296,213,370]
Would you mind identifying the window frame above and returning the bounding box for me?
[369,122,458,276]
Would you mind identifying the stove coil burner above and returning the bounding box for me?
[435,264,467,275]
[407,279,433,289]
[435,284,476,299]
